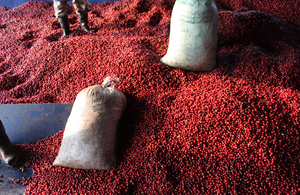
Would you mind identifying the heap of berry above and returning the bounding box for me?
[0,0,299,194]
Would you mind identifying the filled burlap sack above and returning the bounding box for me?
[53,80,126,170]
[160,0,219,71]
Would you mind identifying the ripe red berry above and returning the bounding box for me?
[1,0,300,194]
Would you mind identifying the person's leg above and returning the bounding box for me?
[0,120,18,167]
[54,1,73,36]
[72,0,96,33]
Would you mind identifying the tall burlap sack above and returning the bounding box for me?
[53,84,126,170]
[160,0,219,71]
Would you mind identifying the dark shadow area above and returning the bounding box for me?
[115,94,146,164]
[115,93,164,167]
[216,9,300,91]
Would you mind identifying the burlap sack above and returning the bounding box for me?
[160,0,219,71]
[53,83,126,170]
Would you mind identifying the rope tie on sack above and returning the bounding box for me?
[101,76,120,88]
